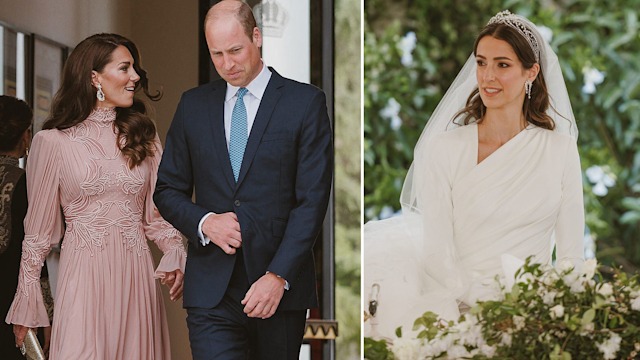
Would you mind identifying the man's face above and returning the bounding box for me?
[205,17,263,87]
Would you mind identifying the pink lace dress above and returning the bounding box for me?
[5,108,186,359]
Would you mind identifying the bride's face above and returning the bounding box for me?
[475,36,536,113]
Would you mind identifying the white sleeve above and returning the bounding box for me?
[555,139,585,265]
[415,137,467,296]
[197,212,215,246]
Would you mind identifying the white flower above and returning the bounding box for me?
[424,334,455,357]
[391,338,422,360]
[480,344,496,358]
[398,31,417,67]
[447,344,470,359]
[631,295,640,311]
[390,116,402,131]
[557,259,575,273]
[580,321,595,336]
[586,165,616,196]
[379,97,403,131]
[570,279,586,293]
[592,182,609,197]
[536,25,553,43]
[584,165,604,184]
[542,290,558,305]
[560,264,587,293]
[379,97,400,119]
[458,322,485,347]
[582,82,597,95]
[598,283,614,297]
[584,278,596,289]
[582,258,598,279]
[500,332,512,346]
[582,66,605,94]
[550,304,565,319]
[513,315,525,331]
[597,332,622,360]
[542,271,560,286]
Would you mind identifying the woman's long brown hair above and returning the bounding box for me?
[43,33,162,168]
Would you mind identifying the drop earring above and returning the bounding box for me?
[96,83,105,102]
[525,80,532,100]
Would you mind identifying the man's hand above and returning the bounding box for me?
[202,212,242,254]
[13,324,30,347]
[160,269,185,301]
[241,273,286,319]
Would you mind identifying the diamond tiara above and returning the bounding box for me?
[487,10,540,63]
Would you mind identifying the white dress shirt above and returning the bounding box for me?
[195,63,288,289]
[197,62,272,246]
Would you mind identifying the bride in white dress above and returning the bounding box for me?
[364,11,585,339]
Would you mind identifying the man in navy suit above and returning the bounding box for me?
[154,0,333,358]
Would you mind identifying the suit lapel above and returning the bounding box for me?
[208,82,236,190]
[235,70,284,190]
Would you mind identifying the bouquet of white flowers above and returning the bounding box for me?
[364,258,640,359]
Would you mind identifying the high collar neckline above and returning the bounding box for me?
[87,107,117,123]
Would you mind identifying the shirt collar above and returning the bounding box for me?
[225,61,272,102]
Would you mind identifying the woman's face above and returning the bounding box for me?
[475,36,537,114]
[92,45,140,108]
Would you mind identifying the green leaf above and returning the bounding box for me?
[622,197,640,212]
[364,337,394,360]
[620,211,640,225]
[602,87,623,109]
[581,308,596,325]
[550,344,573,360]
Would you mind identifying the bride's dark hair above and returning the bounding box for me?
[455,23,554,130]
[43,33,162,168]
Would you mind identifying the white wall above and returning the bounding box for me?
[0,0,131,47]
[0,1,198,358]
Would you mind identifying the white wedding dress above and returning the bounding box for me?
[364,123,584,339]
[364,12,586,339]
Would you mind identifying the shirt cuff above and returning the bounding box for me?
[266,271,290,290]
[197,212,215,246]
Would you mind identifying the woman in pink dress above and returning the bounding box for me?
[6,33,186,359]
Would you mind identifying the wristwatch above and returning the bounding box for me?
[266,271,290,290]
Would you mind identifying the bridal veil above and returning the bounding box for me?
[365,11,578,338]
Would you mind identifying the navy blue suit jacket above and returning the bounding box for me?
[154,69,333,311]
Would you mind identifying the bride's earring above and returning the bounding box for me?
[96,83,105,102]
[525,80,533,100]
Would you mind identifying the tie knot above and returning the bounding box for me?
[236,88,248,99]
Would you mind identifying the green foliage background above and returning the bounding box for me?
[335,0,361,358]
[364,0,640,272]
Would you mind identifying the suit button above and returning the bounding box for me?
[234,200,241,207]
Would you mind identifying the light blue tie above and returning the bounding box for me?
[229,87,248,182]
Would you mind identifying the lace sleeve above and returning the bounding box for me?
[143,136,186,278]
[6,131,63,327]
